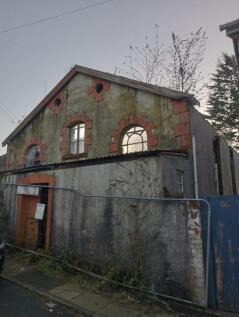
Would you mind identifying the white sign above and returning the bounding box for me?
[17,185,39,196]
[35,203,45,220]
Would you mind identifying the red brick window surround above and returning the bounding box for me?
[87,79,110,102]
[19,138,46,168]
[60,112,92,160]
[172,100,191,151]
[48,91,65,115]
[110,115,157,154]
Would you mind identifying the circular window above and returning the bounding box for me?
[54,98,61,107]
[95,83,103,94]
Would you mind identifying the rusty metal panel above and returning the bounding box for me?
[204,196,239,313]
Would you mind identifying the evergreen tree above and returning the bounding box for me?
[207,53,239,150]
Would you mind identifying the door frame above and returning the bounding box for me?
[16,173,55,253]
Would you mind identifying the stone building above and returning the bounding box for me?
[0,65,239,304]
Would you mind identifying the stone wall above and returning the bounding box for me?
[5,72,190,169]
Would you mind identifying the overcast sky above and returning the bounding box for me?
[0,0,238,155]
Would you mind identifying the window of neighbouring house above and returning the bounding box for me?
[70,123,85,154]
[25,145,41,167]
[176,170,184,196]
[122,126,148,154]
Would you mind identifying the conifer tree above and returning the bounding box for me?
[207,53,239,150]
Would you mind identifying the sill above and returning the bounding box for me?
[62,153,87,161]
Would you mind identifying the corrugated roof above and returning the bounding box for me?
[2,64,199,146]
[1,149,188,174]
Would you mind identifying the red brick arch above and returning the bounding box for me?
[109,115,157,154]
[59,112,92,159]
[19,138,46,168]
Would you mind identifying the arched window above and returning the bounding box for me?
[25,145,41,167]
[70,123,85,154]
[122,126,148,154]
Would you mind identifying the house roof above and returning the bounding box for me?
[220,19,239,37]
[2,64,199,146]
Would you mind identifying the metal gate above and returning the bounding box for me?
[202,196,239,313]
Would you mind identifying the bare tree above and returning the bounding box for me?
[115,25,165,85]
[116,26,207,96]
[166,28,207,94]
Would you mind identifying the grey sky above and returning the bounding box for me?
[0,0,238,155]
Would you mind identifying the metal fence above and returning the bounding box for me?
[0,182,211,308]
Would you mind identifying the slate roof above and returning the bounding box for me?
[2,64,199,146]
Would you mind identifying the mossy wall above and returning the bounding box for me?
[6,73,185,168]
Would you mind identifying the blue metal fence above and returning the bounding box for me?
[201,196,239,313]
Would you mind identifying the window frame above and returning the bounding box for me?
[175,170,184,196]
[25,145,41,167]
[69,122,85,155]
[121,125,148,154]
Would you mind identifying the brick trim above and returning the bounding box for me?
[172,101,191,151]
[16,173,55,253]
[87,78,110,102]
[47,91,66,115]
[60,112,92,158]
[109,115,157,154]
[19,138,47,168]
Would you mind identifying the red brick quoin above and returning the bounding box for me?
[19,138,47,168]
[172,100,191,151]
[60,112,92,158]
[110,115,157,154]
[47,91,66,115]
[87,79,110,102]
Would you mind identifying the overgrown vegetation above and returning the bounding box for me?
[116,25,207,98]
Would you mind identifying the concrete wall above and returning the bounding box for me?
[0,155,6,172]
[189,107,218,197]
[1,154,206,304]
[218,137,233,195]
[231,149,239,194]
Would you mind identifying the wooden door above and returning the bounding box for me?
[23,196,39,250]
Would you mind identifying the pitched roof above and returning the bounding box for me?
[220,19,239,37]
[2,65,199,146]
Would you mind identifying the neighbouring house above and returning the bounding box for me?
[220,18,239,66]
[0,65,238,305]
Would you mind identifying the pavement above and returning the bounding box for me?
[1,250,225,317]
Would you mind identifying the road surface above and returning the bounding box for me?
[0,277,80,317]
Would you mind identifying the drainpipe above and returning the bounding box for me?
[192,135,199,199]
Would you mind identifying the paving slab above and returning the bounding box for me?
[71,291,111,314]
[49,283,84,301]
[12,269,65,291]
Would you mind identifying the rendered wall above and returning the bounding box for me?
[2,155,205,304]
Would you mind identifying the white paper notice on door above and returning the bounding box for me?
[35,203,45,220]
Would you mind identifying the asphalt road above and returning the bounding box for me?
[0,277,80,317]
